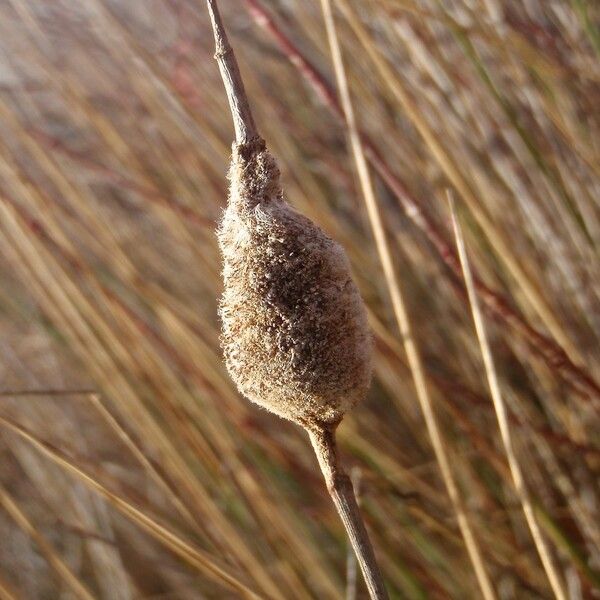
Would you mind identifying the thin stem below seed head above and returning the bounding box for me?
[308,424,389,600]
[206,0,259,144]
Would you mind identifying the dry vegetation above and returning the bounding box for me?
[0,0,599,598]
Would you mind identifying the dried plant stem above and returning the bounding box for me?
[0,572,17,600]
[319,2,496,599]
[89,394,199,529]
[335,0,580,370]
[207,1,387,596]
[0,414,266,600]
[0,483,96,600]
[345,467,361,600]
[308,426,388,600]
[206,0,258,144]
[449,195,568,600]
[0,389,199,532]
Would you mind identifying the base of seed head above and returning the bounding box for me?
[218,138,373,427]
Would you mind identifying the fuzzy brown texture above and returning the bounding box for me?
[218,138,372,427]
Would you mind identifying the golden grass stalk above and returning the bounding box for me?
[449,193,568,600]
[206,0,387,597]
[89,394,198,529]
[335,0,580,370]
[1,386,197,531]
[0,483,96,600]
[319,2,496,599]
[0,197,282,597]
[0,572,17,600]
[0,414,266,600]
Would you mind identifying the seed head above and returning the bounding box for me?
[218,138,372,427]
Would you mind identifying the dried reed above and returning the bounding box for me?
[450,193,567,600]
[207,0,386,597]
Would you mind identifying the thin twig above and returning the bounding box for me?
[308,425,388,600]
[206,0,258,143]
[449,193,568,600]
[346,467,361,600]
[319,1,496,598]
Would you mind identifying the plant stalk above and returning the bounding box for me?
[318,0,496,598]
[206,3,388,596]
[449,194,568,600]
[206,0,259,144]
[308,425,389,600]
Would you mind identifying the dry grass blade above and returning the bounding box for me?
[0,573,17,600]
[0,483,96,600]
[0,415,267,600]
[334,0,582,371]
[449,193,568,600]
[88,394,198,530]
[319,2,496,598]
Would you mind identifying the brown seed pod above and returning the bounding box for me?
[218,138,372,427]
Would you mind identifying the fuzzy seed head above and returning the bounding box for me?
[218,139,373,427]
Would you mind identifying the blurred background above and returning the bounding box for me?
[0,0,599,598]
